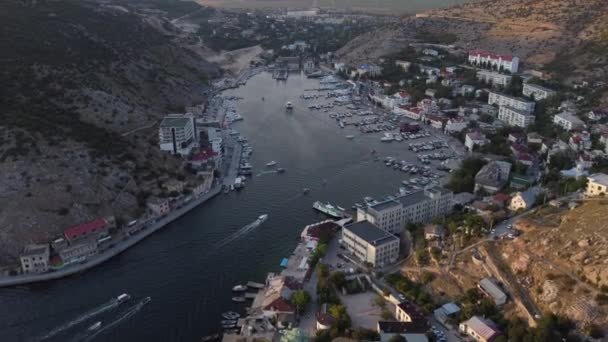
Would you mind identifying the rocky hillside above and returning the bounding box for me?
[0,0,220,265]
[337,0,608,81]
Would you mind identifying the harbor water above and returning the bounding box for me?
[0,72,427,341]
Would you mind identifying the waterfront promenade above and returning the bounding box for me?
[0,185,222,288]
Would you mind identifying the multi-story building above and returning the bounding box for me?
[468,50,519,73]
[20,244,50,274]
[586,173,608,197]
[465,131,487,152]
[394,106,423,121]
[444,117,468,134]
[159,114,196,156]
[474,161,512,194]
[497,106,535,128]
[64,217,114,244]
[356,63,382,77]
[522,83,556,100]
[58,241,98,265]
[395,301,426,323]
[488,92,535,113]
[147,197,171,216]
[395,60,411,71]
[476,70,512,87]
[459,316,501,342]
[553,112,584,131]
[341,221,400,268]
[357,187,452,234]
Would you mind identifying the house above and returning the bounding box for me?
[425,114,445,130]
[58,241,98,264]
[419,65,440,76]
[491,193,511,208]
[20,244,50,274]
[465,131,488,152]
[509,190,536,211]
[341,221,400,268]
[527,132,544,145]
[476,70,512,87]
[468,49,519,73]
[508,132,525,144]
[586,173,608,196]
[377,321,429,342]
[459,316,501,342]
[478,278,507,305]
[147,197,170,216]
[163,179,184,193]
[395,60,411,71]
[569,131,592,151]
[396,106,423,120]
[474,161,512,194]
[488,92,535,113]
[424,224,445,240]
[422,48,440,56]
[444,117,467,134]
[395,301,427,322]
[434,303,461,324]
[64,217,114,244]
[522,83,556,100]
[588,109,606,122]
[357,187,452,234]
[159,114,196,156]
[457,85,476,96]
[553,112,584,131]
[425,89,437,98]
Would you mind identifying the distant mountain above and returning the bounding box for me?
[0,0,219,264]
[337,0,608,81]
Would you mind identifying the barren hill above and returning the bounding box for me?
[0,0,220,264]
[337,0,608,81]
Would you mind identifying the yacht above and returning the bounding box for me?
[232,284,247,292]
[88,321,102,331]
[346,135,355,140]
[266,161,277,167]
[285,101,294,110]
[117,293,130,302]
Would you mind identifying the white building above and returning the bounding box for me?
[444,117,468,134]
[395,60,411,71]
[488,92,535,113]
[357,187,452,234]
[497,106,536,128]
[468,49,519,73]
[478,278,507,306]
[341,221,400,268]
[523,83,556,100]
[476,70,512,87]
[422,48,440,57]
[465,131,487,152]
[553,112,584,131]
[159,114,196,156]
[20,244,50,274]
[459,316,501,342]
[395,106,423,121]
[356,63,382,77]
[586,173,608,197]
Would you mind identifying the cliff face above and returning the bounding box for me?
[337,0,608,81]
[0,0,220,264]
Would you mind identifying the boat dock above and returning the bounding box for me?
[244,292,257,299]
[246,281,264,289]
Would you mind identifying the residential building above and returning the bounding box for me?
[569,131,592,151]
[474,161,512,194]
[509,191,536,211]
[498,106,535,127]
[465,131,487,152]
[395,60,411,71]
[459,316,501,342]
[444,117,467,134]
[476,70,512,87]
[424,224,445,240]
[58,241,98,264]
[586,173,608,196]
[433,303,461,324]
[553,112,584,131]
[20,244,50,274]
[478,278,507,305]
[419,65,440,76]
[356,63,382,77]
[425,89,437,98]
[341,221,400,268]
[159,114,196,156]
[147,197,170,216]
[276,56,300,70]
[468,49,519,73]
[64,217,114,244]
[527,132,544,145]
[357,187,453,234]
[488,92,535,113]
[425,114,444,130]
[418,99,439,114]
[395,106,423,121]
[456,85,476,96]
[163,179,184,193]
[395,301,427,322]
[377,321,429,342]
[523,83,556,100]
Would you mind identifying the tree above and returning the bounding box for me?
[420,271,435,284]
[329,271,347,289]
[291,290,310,312]
[388,335,406,342]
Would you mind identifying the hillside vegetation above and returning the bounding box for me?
[0,0,219,264]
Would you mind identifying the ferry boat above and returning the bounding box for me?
[312,201,344,219]
[88,321,102,331]
[266,161,277,167]
[285,102,294,110]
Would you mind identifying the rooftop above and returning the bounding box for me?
[479,278,507,302]
[588,173,608,186]
[64,218,108,241]
[377,321,429,334]
[554,112,584,125]
[461,316,500,340]
[397,301,427,321]
[160,116,191,129]
[21,244,49,257]
[344,221,398,246]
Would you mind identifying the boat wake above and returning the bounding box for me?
[215,215,268,249]
[38,298,123,340]
[70,297,151,342]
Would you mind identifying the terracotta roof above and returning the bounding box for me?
[263,297,295,313]
[64,218,107,241]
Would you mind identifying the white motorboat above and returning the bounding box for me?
[346,135,355,139]
[266,161,277,167]
[232,284,247,292]
[117,293,130,302]
[286,101,294,110]
[88,321,102,331]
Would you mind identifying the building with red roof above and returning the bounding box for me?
[64,217,114,243]
[468,49,519,73]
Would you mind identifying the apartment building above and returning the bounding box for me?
[476,70,512,87]
[553,112,584,131]
[522,83,556,100]
[357,187,452,234]
[341,221,400,268]
[468,49,519,73]
[488,92,535,113]
[159,114,196,156]
[586,173,608,197]
[497,106,536,128]
[20,244,50,274]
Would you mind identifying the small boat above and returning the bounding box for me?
[302,188,310,194]
[222,311,240,320]
[286,101,293,110]
[276,168,286,174]
[266,161,277,167]
[346,135,355,139]
[88,321,102,331]
[232,297,246,303]
[117,293,130,302]
[232,284,247,292]
[222,322,237,329]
